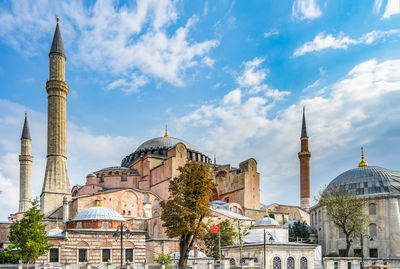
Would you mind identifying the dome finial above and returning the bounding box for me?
[358,147,368,167]
[164,124,169,138]
[98,199,103,207]
[56,15,59,23]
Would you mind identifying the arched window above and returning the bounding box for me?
[369,203,376,215]
[143,194,149,204]
[287,257,295,269]
[300,257,307,269]
[154,224,158,238]
[273,257,281,269]
[369,223,377,237]
[153,199,159,209]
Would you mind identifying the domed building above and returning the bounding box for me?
[38,205,146,265]
[310,150,400,262]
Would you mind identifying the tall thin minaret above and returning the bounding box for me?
[19,113,33,212]
[41,17,71,215]
[298,106,311,210]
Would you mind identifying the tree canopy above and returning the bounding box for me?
[288,220,310,242]
[317,184,369,256]
[8,199,51,263]
[204,220,236,259]
[161,161,214,269]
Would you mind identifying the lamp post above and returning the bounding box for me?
[113,222,131,268]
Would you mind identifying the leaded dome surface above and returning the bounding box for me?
[254,216,280,226]
[73,206,125,222]
[135,137,196,152]
[327,166,400,196]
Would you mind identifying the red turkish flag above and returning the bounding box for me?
[210,224,220,233]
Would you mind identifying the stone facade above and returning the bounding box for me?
[311,193,400,258]
[37,231,146,264]
[267,203,310,225]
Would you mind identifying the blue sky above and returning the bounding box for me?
[1,0,400,220]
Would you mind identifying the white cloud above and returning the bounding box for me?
[374,0,384,13]
[236,57,267,90]
[222,89,242,106]
[105,74,148,94]
[0,99,139,219]
[293,29,400,56]
[177,58,400,206]
[382,0,400,18]
[0,0,218,91]
[264,30,279,38]
[292,0,322,20]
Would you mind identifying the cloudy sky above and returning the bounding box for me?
[1,0,400,220]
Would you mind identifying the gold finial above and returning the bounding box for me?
[98,199,103,207]
[358,147,368,167]
[265,208,268,217]
[164,124,169,138]
[56,16,59,23]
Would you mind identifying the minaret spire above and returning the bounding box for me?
[41,19,71,216]
[298,106,311,210]
[301,106,308,138]
[19,113,33,212]
[164,124,169,138]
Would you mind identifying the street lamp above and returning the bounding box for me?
[360,235,374,269]
[263,230,274,269]
[113,222,131,267]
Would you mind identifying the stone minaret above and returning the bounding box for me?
[298,106,311,210]
[19,113,33,212]
[41,18,71,215]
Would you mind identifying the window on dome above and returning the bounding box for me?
[102,222,109,229]
[122,210,126,215]
[102,249,111,262]
[369,203,376,215]
[49,248,59,262]
[122,175,127,182]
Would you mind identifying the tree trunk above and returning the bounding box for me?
[178,234,194,269]
[345,235,351,257]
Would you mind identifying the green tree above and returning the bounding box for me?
[0,247,21,264]
[161,161,214,269]
[288,221,310,242]
[317,185,369,257]
[204,220,236,259]
[9,199,51,263]
[154,252,173,269]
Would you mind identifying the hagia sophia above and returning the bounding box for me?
[2,19,400,269]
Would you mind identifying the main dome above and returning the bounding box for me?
[327,166,400,196]
[121,136,211,166]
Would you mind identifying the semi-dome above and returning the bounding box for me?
[254,216,280,226]
[121,135,212,166]
[327,166,400,196]
[73,206,125,222]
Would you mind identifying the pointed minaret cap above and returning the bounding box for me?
[301,106,308,138]
[21,112,31,140]
[50,16,65,56]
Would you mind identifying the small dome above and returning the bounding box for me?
[327,166,400,196]
[87,173,96,177]
[255,216,279,226]
[47,227,64,237]
[73,206,125,222]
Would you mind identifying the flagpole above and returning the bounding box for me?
[218,225,221,264]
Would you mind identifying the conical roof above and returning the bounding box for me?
[50,20,65,56]
[301,106,308,138]
[21,113,31,140]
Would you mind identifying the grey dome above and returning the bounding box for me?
[73,206,125,222]
[121,136,211,166]
[255,217,280,226]
[327,166,400,196]
[136,137,196,152]
[47,227,64,237]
